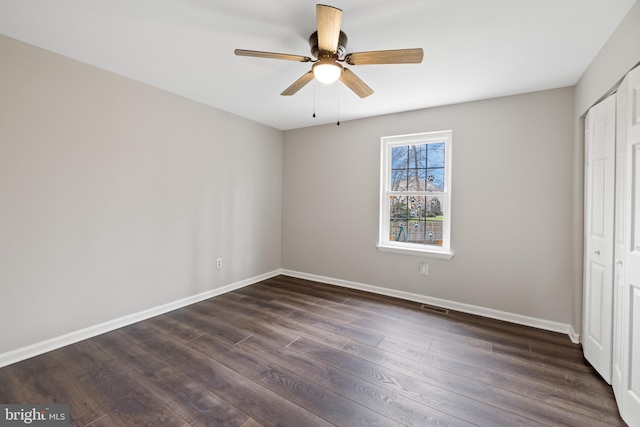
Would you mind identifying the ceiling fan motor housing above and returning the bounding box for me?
[309,31,348,59]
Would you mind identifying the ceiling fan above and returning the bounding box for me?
[235,4,423,98]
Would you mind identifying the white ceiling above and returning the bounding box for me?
[0,0,636,130]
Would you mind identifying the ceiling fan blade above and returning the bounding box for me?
[316,4,342,53]
[340,68,374,98]
[235,49,312,62]
[281,71,315,96]
[345,48,424,65]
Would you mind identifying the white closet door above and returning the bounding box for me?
[620,64,640,426]
[613,78,627,406]
[583,94,616,383]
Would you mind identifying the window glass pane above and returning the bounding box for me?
[406,144,427,169]
[389,195,408,241]
[389,220,409,242]
[426,195,443,216]
[407,168,422,191]
[388,195,444,247]
[427,143,445,168]
[391,169,408,191]
[390,196,408,221]
[391,146,408,191]
[391,146,408,169]
[426,167,444,192]
[391,143,442,192]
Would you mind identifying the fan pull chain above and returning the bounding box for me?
[312,83,316,118]
[337,92,341,126]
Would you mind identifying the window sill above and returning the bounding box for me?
[377,243,454,260]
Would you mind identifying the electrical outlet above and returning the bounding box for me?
[216,258,222,269]
[419,262,428,276]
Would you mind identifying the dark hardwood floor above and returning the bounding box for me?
[0,275,626,426]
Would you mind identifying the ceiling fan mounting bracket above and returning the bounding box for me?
[309,30,348,59]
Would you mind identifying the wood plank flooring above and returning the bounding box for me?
[0,275,626,426]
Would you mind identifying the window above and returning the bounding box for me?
[378,130,453,259]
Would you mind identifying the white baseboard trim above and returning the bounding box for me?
[1,268,581,368]
[0,270,280,368]
[281,269,581,344]
[567,327,580,345]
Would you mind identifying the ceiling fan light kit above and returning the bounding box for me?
[312,60,342,84]
[235,4,423,98]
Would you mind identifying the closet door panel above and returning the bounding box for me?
[613,79,627,404]
[621,65,640,427]
[584,94,616,383]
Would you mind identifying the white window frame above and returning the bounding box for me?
[377,130,453,259]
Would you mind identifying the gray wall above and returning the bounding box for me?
[283,87,575,324]
[0,35,283,355]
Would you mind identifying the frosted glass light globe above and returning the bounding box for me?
[313,61,342,84]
